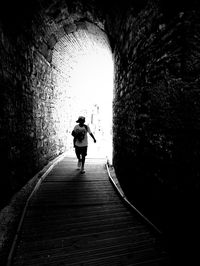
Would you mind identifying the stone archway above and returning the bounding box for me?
[51,21,114,160]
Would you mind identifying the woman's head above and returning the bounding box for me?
[76,116,85,124]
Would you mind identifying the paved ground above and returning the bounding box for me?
[8,156,170,265]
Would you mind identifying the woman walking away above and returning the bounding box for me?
[72,116,96,174]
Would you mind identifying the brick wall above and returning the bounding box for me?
[0,1,108,209]
[109,1,200,236]
[0,24,67,208]
[0,25,34,206]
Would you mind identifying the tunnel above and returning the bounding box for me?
[1,0,200,264]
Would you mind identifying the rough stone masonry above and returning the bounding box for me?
[0,0,200,263]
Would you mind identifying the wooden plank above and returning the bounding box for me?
[11,156,169,266]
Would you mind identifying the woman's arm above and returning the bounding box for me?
[90,133,96,143]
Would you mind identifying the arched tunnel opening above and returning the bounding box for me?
[51,24,114,161]
[1,0,200,264]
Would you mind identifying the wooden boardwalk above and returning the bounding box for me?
[9,156,170,265]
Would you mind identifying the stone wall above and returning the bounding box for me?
[111,1,200,251]
[0,23,67,209]
[1,1,200,251]
[0,25,33,207]
[0,0,108,209]
[1,0,200,263]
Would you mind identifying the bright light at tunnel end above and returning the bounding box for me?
[52,28,114,163]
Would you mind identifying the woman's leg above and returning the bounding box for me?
[75,147,82,169]
[80,147,87,173]
[81,155,85,173]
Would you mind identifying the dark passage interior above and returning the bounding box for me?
[1,0,200,265]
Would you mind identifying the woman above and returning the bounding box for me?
[72,116,96,173]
